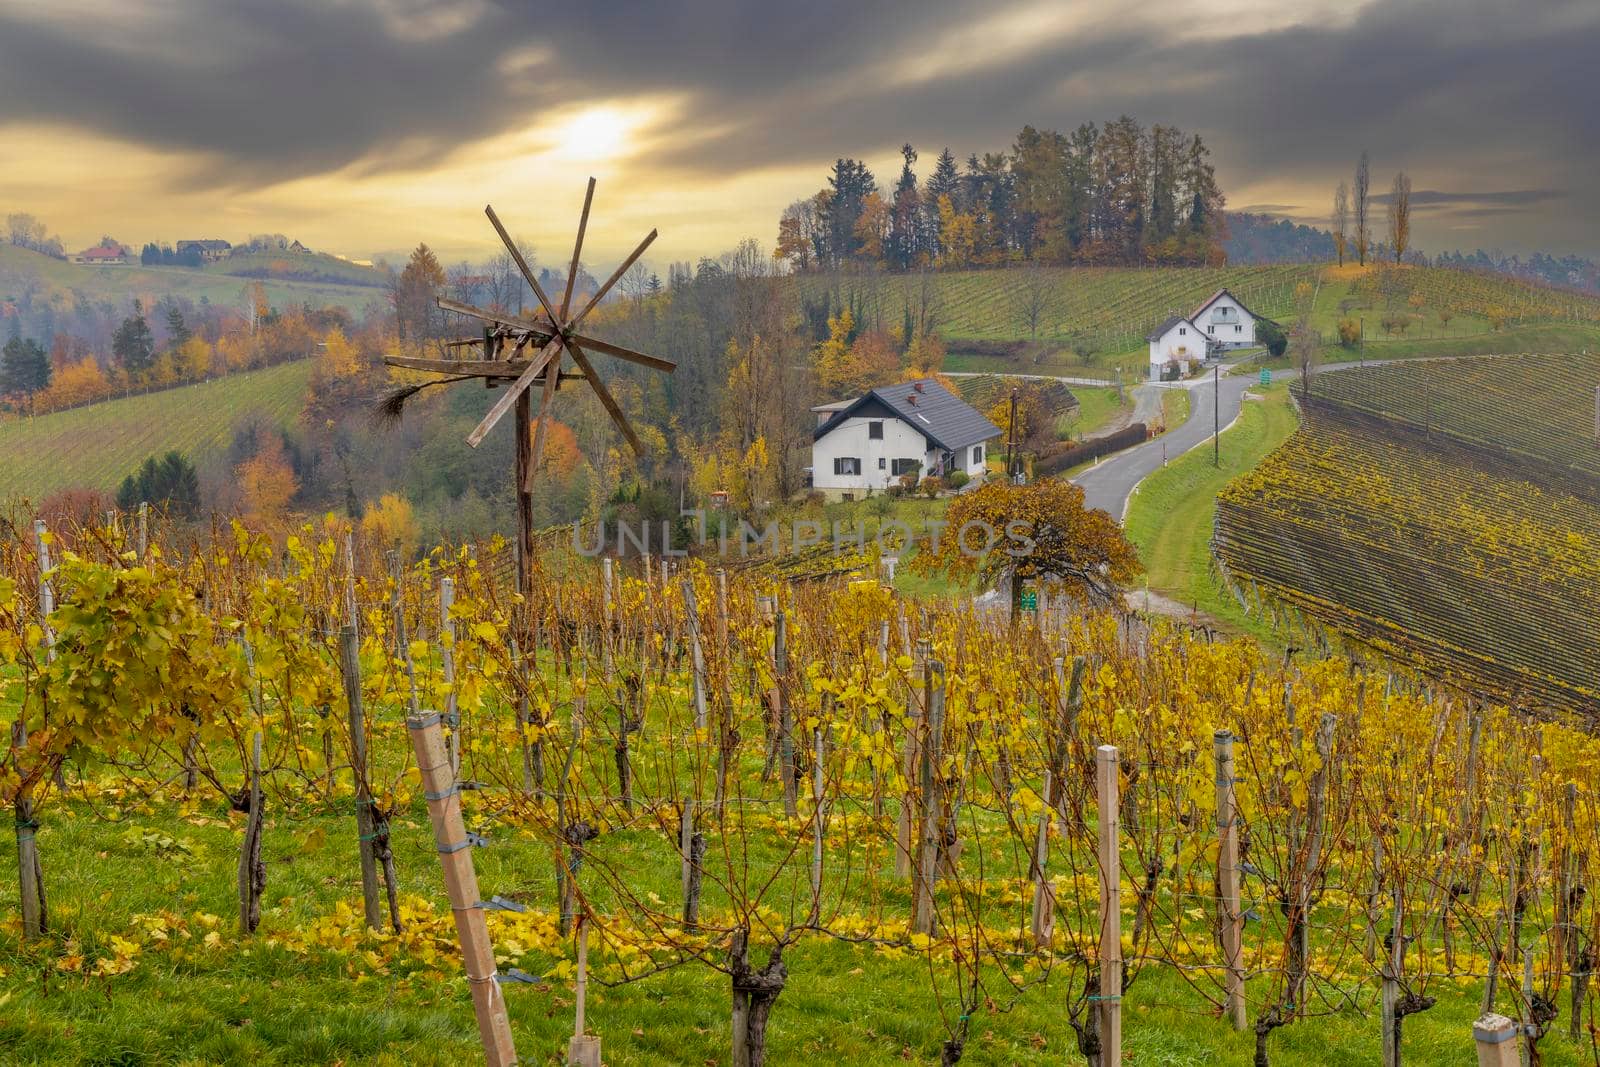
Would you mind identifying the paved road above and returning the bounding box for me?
[1071,358,1394,520]
[945,370,1115,388]
[1072,370,1255,518]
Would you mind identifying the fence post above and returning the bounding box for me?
[912,660,946,937]
[408,710,518,1067]
[1029,769,1056,949]
[1214,730,1246,1030]
[440,577,460,778]
[340,624,383,930]
[567,915,601,1067]
[601,558,615,688]
[1473,1013,1520,1067]
[1096,744,1123,1063]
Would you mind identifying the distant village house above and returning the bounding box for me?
[176,239,232,263]
[69,241,131,265]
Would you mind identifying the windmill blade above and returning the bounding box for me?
[484,205,563,326]
[437,297,555,338]
[561,177,596,318]
[567,228,657,331]
[566,341,644,456]
[466,336,562,447]
[384,355,584,381]
[569,332,676,372]
[524,347,564,492]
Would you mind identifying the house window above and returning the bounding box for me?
[878,457,886,470]
[833,457,861,476]
[868,420,883,440]
[891,458,920,477]
[1236,324,1243,333]
[971,445,983,466]
[1178,327,1186,335]
[1208,326,1215,334]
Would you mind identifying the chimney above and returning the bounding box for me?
[913,380,925,393]
[907,393,917,406]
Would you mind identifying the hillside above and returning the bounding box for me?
[0,359,310,501]
[0,244,387,318]
[798,263,1600,376]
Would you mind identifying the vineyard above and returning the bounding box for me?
[1303,352,1600,497]
[2,512,1599,1064]
[0,359,311,500]
[801,265,1316,356]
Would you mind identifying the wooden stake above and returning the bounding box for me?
[137,500,148,561]
[912,661,946,937]
[682,577,708,731]
[1214,730,1246,1030]
[1029,769,1056,949]
[567,915,601,1067]
[1096,744,1123,1063]
[408,711,517,1067]
[441,577,460,778]
[340,624,383,931]
[810,725,825,926]
[776,607,796,818]
[236,731,265,936]
[1382,889,1401,1067]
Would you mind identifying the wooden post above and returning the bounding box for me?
[390,552,421,717]
[1382,889,1401,1067]
[1214,730,1246,1030]
[408,710,518,1067]
[341,624,383,930]
[567,916,601,1067]
[515,390,535,598]
[343,532,359,631]
[1096,744,1123,1064]
[236,731,265,936]
[440,577,460,778]
[1029,769,1056,949]
[137,500,149,561]
[776,607,797,818]
[912,660,945,937]
[896,639,929,879]
[601,557,615,688]
[1473,1013,1520,1067]
[682,577,708,732]
[810,725,826,926]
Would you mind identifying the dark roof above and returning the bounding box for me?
[1146,314,1204,342]
[813,378,1003,452]
[1191,287,1268,323]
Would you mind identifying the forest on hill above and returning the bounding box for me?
[775,117,1227,274]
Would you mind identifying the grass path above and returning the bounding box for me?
[1123,381,1298,643]
[0,360,310,500]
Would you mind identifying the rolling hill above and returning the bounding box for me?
[0,359,311,501]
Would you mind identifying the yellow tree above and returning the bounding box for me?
[237,436,299,529]
[936,196,977,268]
[914,478,1141,616]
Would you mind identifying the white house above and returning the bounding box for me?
[810,378,1002,498]
[1146,314,1212,379]
[1191,287,1266,350]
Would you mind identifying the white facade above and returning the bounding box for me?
[1194,291,1258,349]
[811,415,991,496]
[1147,318,1208,378]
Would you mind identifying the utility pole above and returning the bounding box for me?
[1213,362,1220,468]
[1006,388,1018,482]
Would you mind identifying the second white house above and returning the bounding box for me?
[810,378,1002,498]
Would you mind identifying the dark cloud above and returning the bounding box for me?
[1,0,1597,253]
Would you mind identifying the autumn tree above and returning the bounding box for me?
[237,435,299,528]
[913,478,1140,617]
[392,243,448,351]
[1332,181,1349,267]
[1353,151,1371,266]
[1387,171,1412,263]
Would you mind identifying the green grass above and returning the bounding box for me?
[1159,388,1190,432]
[1058,387,1129,441]
[1123,381,1299,643]
[0,360,310,500]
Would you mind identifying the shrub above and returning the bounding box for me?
[1337,319,1362,348]
[947,470,970,490]
[1257,319,1288,358]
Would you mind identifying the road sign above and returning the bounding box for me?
[1020,589,1038,612]
[1259,368,1272,386]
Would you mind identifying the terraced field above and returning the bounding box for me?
[0,359,310,501]
[1217,353,1600,712]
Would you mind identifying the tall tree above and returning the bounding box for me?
[165,304,191,348]
[889,143,923,270]
[822,159,876,268]
[1387,171,1412,263]
[0,335,51,400]
[1353,151,1371,266]
[393,243,448,349]
[1332,181,1350,267]
[112,300,155,375]
[925,147,961,254]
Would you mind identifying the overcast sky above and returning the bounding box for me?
[2,0,1596,268]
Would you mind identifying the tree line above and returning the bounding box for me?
[776,118,1227,274]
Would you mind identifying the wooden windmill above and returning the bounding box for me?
[382,179,673,588]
